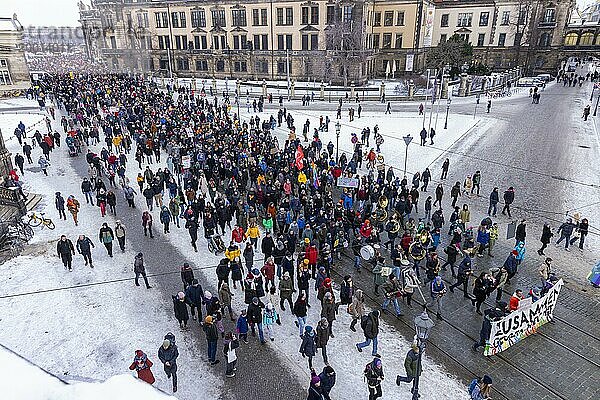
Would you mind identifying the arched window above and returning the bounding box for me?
[580,32,595,45]
[564,32,578,46]
[539,32,552,47]
[595,34,600,45]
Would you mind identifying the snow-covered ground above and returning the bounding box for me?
[0,345,176,400]
[0,97,470,399]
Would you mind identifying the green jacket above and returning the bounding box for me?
[404,349,421,377]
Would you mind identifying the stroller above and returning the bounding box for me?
[207,233,226,255]
[65,136,78,157]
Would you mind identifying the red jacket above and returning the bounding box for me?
[360,223,372,238]
[509,295,521,311]
[261,261,276,280]
[129,357,155,385]
[232,227,245,243]
[306,246,318,265]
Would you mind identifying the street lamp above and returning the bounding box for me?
[335,121,341,163]
[412,310,435,400]
[444,98,452,129]
[594,91,600,117]
[402,134,413,178]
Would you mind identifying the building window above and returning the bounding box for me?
[216,59,225,72]
[326,5,335,24]
[193,35,207,50]
[500,11,510,26]
[396,11,405,26]
[311,6,319,25]
[253,34,268,50]
[302,7,309,25]
[479,12,489,26]
[311,34,318,50]
[177,58,189,70]
[286,7,294,25]
[278,34,292,50]
[373,12,381,26]
[457,13,472,27]
[175,35,188,50]
[514,32,522,46]
[159,59,169,70]
[372,33,380,49]
[384,11,394,26]
[233,34,247,50]
[439,34,447,43]
[155,12,168,28]
[458,33,470,43]
[0,60,11,86]
[137,12,149,28]
[544,8,555,23]
[234,61,247,72]
[440,14,449,27]
[196,60,208,71]
[343,6,353,22]
[171,12,180,28]
[518,8,527,25]
[564,33,578,46]
[158,35,170,49]
[539,32,552,47]
[580,32,594,45]
[255,60,268,73]
[213,36,220,50]
[382,33,392,49]
[477,33,485,46]
[110,36,117,49]
[191,9,206,28]
[232,9,247,27]
[498,33,506,46]
[212,10,226,27]
[277,60,291,74]
[287,34,293,50]
[261,9,268,25]
[395,33,403,48]
[252,9,260,26]
[277,8,284,25]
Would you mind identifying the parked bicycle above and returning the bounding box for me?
[26,212,55,230]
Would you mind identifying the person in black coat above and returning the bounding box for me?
[172,292,189,329]
[185,279,204,322]
[537,223,553,255]
[501,187,515,217]
[186,218,199,252]
[261,232,275,258]
[515,219,526,245]
[56,235,75,271]
[55,192,66,220]
[158,333,179,392]
[318,365,336,400]
[216,258,231,289]
[247,297,266,344]
[488,187,499,217]
[76,235,95,267]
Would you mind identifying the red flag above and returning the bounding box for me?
[295,145,304,170]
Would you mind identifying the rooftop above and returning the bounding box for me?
[0,14,23,32]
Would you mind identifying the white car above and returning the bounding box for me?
[517,77,545,87]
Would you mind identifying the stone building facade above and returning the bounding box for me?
[0,14,30,93]
[81,0,576,83]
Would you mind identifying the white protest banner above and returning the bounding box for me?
[484,279,563,356]
[182,155,191,169]
[405,54,414,72]
[337,177,359,188]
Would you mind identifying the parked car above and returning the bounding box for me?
[536,74,552,82]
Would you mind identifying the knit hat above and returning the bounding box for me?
[511,250,518,256]
[266,302,273,310]
[162,339,170,349]
[304,325,313,333]
[204,290,212,299]
[252,268,260,276]
[205,315,213,324]
[311,375,321,385]
[323,278,332,288]
[252,297,259,305]
[177,291,185,300]
[304,237,310,243]
[323,365,334,375]
[483,375,493,385]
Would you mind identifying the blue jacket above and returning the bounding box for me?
[514,242,526,260]
[477,229,490,245]
[236,315,249,334]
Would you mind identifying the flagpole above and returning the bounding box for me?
[428,70,437,132]
[422,69,430,129]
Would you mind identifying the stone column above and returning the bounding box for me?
[290,80,296,99]
[458,73,468,97]
[441,75,449,99]
[380,81,385,99]
[212,77,217,92]
[350,81,355,100]
[408,80,415,98]
[236,79,241,96]
[320,81,325,100]
[262,79,267,97]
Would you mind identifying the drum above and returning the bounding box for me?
[360,245,375,260]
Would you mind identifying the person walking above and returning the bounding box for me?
[501,187,515,218]
[468,375,493,400]
[279,271,296,311]
[381,275,403,317]
[396,343,421,386]
[223,332,239,378]
[570,217,589,250]
[537,223,553,255]
[172,292,189,329]
[142,210,154,238]
[66,195,80,226]
[134,252,152,289]
[307,372,324,400]
[56,235,75,271]
[76,235,95,268]
[538,257,553,288]
[356,310,380,357]
[363,357,384,400]
[115,220,126,252]
[293,292,309,337]
[315,317,330,365]
[185,279,204,322]
[98,222,114,257]
[449,255,473,297]
[158,333,179,392]
[430,276,447,320]
[203,316,220,365]
[348,289,365,332]
[300,325,317,369]
[247,297,266,344]
[129,350,155,385]
[262,302,280,341]
[55,192,66,220]
[488,187,499,217]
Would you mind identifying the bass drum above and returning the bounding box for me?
[360,245,375,260]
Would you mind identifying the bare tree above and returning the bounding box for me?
[507,0,539,70]
[325,9,369,87]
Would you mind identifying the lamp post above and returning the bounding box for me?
[594,91,600,117]
[591,84,596,101]
[335,121,341,163]
[444,98,452,129]
[402,134,413,178]
[412,310,435,400]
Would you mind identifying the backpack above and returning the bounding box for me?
[468,378,478,395]
[360,315,369,331]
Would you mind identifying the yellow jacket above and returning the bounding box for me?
[246,226,260,239]
[298,172,307,184]
[225,248,241,261]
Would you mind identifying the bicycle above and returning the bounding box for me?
[26,212,55,230]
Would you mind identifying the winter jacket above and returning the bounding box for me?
[320,299,336,322]
[129,352,155,385]
[404,349,421,377]
[557,222,575,236]
[315,323,329,348]
[185,283,204,306]
[361,311,379,339]
[263,307,278,325]
[134,255,146,273]
[247,300,264,323]
[236,315,249,334]
[293,297,308,318]
[279,277,295,299]
[56,239,75,257]
[219,284,233,306]
[172,296,189,322]
[299,332,317,357]
[203,322,219,342]
[98,226,114,243]
[76,237,94,254]
[157,339,178,370]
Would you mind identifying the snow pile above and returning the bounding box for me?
[0,345,176,400]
